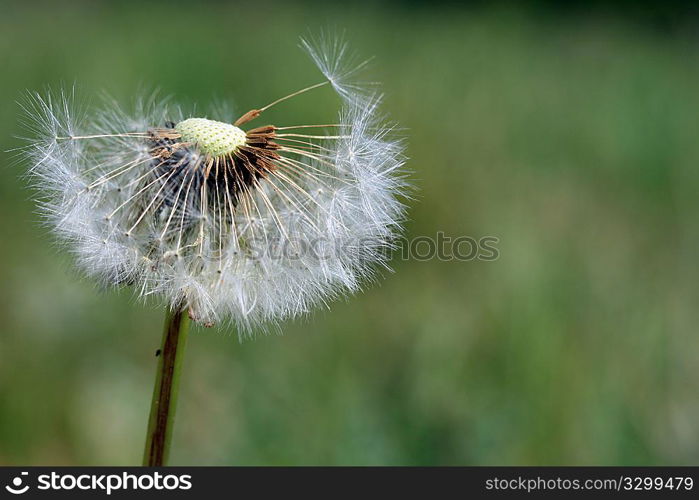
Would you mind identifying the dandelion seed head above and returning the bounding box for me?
[21,36,408,336]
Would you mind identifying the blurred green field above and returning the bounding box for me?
[1,0,699,465]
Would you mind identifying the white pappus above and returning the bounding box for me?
[20,35,408,334]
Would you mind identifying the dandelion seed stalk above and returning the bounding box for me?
[22,33,407,464]
[143,307,190,466]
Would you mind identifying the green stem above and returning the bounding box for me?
[143,307,190,466]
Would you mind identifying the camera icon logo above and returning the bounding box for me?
[5,472,29,495]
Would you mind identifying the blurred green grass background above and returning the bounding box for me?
[1,0,699,465]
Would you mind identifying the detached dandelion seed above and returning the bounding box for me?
[20,35,408,465]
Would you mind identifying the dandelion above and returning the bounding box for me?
[20,35,407,465]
